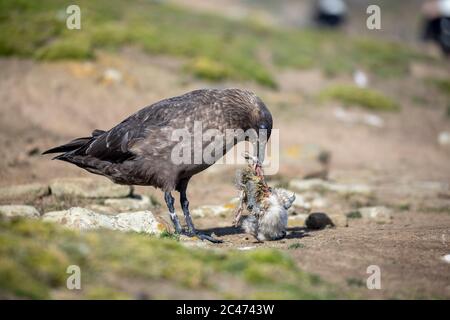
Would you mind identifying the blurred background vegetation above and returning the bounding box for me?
[0,0,440,88]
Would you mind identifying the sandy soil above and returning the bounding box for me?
[0,47,449,299]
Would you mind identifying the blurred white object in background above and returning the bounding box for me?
[438,131,450,146]
[442,254,450,263]
[318,0,347,15]
[334,107,384,128]
[353,69,369,88]
[438,0,450,16]
[102,68,123,84]
[364,114,384,127]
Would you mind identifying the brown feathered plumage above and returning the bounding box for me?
[44,88,272,191]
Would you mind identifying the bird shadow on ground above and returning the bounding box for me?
[202,225,243,237]
[286,227,311,239]
[201,225,312,240]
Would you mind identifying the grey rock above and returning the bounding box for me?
[328,213,348,227]
[42,207,167,235]
[50,178,131,199]
[43,207,115,230]
[114,211,166,234]
[358,206,392,223]
[0,183,49,201]
[289,191,327,214]
[0,205,40,219]
[87,204,117,215]
[441,254,450,264]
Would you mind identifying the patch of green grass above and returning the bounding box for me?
[0,217,340,299]
[186,57,230,81]
[346,211,362,219]
[0,0,430,87]
[351,39,417,78]
[346,277,365,288]
[159,230,180,241]
[395,203,411,211]
[421,206,450,214]
[427,78,450,97]
[36,36,94,60]
[319,85,400,112]
[85,286,132,300]
[288,243,305,249]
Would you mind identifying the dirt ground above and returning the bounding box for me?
[1,42,450,299]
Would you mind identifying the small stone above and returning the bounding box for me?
[358,206,392,223]
[353,70,369,88]
[328,213,348,227]
[311,196,327,208]
[438,132,450,146]
[50,178,131,199]
[305,212,334,230]
[290,192,327,214]
[287,213,309,228]
[292,194,312,211]
[0,183,50,201]
[441,254,450,264]
[0,205,40,219]
[101,68,123,85]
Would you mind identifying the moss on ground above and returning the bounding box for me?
[427,78,450,97]
[0,217,339,299]
[319,85,400,111]
[0,0,430,87]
